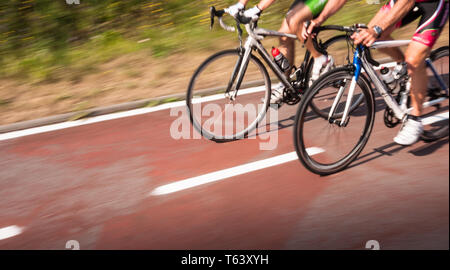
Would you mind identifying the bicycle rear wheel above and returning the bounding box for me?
[294,66,375,175]
[186,49,271,142]
[420,46,449,142]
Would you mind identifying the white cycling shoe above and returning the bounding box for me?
[309,55,335,87]
[269,82,285,106]
[393,116,423,146]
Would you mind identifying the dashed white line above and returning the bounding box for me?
[150,147,325,196]
[0,225,24,241]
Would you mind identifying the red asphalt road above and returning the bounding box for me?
[0,95,448,250]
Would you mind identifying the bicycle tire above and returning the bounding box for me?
[293,66,376,175]
[186,49,271,142]
[420,46,449,142]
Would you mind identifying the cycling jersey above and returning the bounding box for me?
[381,0,449,47]
[289,0,329,17]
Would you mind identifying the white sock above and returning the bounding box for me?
[314,55,328,66]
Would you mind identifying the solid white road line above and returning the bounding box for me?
[0,225,24,241]
[149,147,325,196]
[0,86,266,142]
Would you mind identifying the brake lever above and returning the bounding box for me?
[302,20,319,45]
[236,11,253,25]
[210,6,227,30]
[210,7,215,30]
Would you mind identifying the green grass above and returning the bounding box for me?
[0,0,386,84]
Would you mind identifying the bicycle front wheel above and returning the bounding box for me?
[294,66,376,175]
[186,49,271,142]
[420,46,449,142]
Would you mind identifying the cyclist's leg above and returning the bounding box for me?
[287,0,334,84]
[285,1,317,57]
[405,41,431,116]
[277,0,309,69]
[407,0,449,116]
[394,41,431,145]
[271,19,296,105]
[278,19,296,73]
[393,0,449,145]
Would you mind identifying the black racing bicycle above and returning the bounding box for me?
[186,7,363,142]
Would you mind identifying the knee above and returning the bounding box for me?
[285,15,302,33]
[405,54,425,72]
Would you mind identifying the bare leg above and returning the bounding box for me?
[278,18,296,69]
[404,41,431,117]
[285,3,321,58]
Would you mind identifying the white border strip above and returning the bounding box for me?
[149,147,324,196]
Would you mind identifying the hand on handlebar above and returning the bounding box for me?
[241,6,262,22]
[302,19,321,40]
[225,2,245,18]
[351,27,378,47]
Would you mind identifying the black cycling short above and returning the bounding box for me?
[381,0,449,47]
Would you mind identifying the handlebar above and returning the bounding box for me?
[211,6,368,35]
[306,21,368,35]
[210,5,372,58]
[210,6,236,32]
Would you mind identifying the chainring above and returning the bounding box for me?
[383,107,400,128]
[282,87,302,105]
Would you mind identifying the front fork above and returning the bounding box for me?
[225,39,253,101]
[329,46,363,126]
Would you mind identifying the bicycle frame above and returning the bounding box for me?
[227,24,298,100]
[210,7,354,102]
[335,41,449,126]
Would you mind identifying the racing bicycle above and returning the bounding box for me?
[293,25,449,175]
[186,7,363,142]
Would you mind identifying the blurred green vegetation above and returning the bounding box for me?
[0,0,384,83]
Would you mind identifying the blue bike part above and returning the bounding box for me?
[425,58,448,94]
[352,45,363,81]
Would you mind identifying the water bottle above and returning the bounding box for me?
[272,47,290,72]
[393,62,407,80]
[380,66,395,85]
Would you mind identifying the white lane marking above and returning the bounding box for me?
[0,62,398,142]
[150,147,325,196]
[191,86,266,104]
[422,112,449,126]
[0,86,265,142]
[0,225,24,240]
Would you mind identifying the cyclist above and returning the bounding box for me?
[226,0,348,105]
[352,0,449,146]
